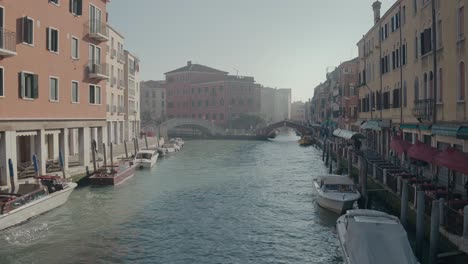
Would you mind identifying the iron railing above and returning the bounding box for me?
[84,19,109,40]
[87,61,109,78]
[0,28,16,54]
[413,99,434,121]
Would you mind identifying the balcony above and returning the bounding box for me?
[84,20,109,42]
[86,61,109,80]
[118,52,125,63]
[0,28,17,57]
[119,79,125,89]
[128,88,136,98]
[111,49,116,58]
[413,99,434,121]
[111,77,116,87]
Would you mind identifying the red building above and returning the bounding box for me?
[164,62,261,127]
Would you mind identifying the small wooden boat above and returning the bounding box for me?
[134,149,159,169]
[298,135,313,146]
[313,175,360,214]
[0,176,77,230]
[89,161,137,186]
[337,210,419,264]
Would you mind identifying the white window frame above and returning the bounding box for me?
[70,0,82,16]
[22,16,35,46]
[89,84,101,105]
[47,27,60,54]
[20,71,37,100]
[71,36,79,59]
[0,66,4,97]
[49,76,59,102]
[49,0,60,6]
[71,80,79,103]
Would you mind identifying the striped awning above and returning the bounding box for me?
[332,129,365,141]
[400,123,418,130]
[457,126,468,140]
[45,130,61,135]
[361,120,381,131]
[432,124,460,137]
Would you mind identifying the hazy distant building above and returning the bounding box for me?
[163,61,261,127]
[260,87,291,123]
[291,101,306,123]
[124,51,141,139]
[140,81,166,123]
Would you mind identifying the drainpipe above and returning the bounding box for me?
[431,0,438,124]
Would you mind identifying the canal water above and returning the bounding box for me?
[1,134,344,264]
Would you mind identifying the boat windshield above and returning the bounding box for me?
[1,188,48,214]
[323,184,355,193]
[136,153,153,160]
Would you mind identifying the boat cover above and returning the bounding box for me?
[344,217,418,264]
[318,175,355,185]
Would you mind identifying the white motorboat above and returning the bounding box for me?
[134,149,159,168]
[173,138,185,147]
[336,209,419,264]
[0,176,77,231]
[158,144,176,154]
[313,175,360,214]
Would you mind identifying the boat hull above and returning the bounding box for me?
[313,181,360,214]
[90,165,136,186]
[0,182,77,231]
[136,156,158,169]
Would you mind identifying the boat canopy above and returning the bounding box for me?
[332,129,365,141]
[344,211,419,264]
[318,175,355,185]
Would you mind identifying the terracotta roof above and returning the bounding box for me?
[165,62,228,75]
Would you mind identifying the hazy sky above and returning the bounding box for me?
[108,0,395,101]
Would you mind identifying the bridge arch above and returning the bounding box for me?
[255,120,315,138]
[143,118,224,136]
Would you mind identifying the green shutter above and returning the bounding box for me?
[19,72,25,98]
[32,74,39,98]
[77,0,83,16]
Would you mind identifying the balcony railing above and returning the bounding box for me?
[0,28,17,57]
[87,61,109,80]
[413,99,434,121]
[84,19,109,42]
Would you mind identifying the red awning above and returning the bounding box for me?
[407,141,440,163]
[434,148,468,174]
[390,138,412,154]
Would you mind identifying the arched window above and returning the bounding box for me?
[459,61,465,100]
[423,73,428,99]
[414,77,419,102]
[429,71,434,99]
[438,68,443,102]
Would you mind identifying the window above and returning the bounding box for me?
[402,6,406,25]
[413,0,417,14]
[49,77,59,101]
[458,6,465,40]
[420,28,432,56]
[393,88,400,108]
[415,36,419,59]
[402,43,407,65]
[47,27,59,53]
[403,81,407,107]
[429,71,434,99]
[383,92,390,109]
[459,61,465,101]
[71,81,79,103]
[22,17,34,45]
[438,68,443,102]
[437,20,443,47]
[19,72,39,99]
[89,84,101,104]
[49,0,59,5]
[71,37,79,59]
[0,67,3,97]
[423,73,428,99]
[414,78,419,101]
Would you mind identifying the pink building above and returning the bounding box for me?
[0,0,109,190]
[336,58,359,130]
[164,61,261,127]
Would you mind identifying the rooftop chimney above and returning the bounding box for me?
[372,1,382,24]
[187,61,192,66]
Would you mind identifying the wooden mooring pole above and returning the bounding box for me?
[429,200,440,264]
[416,190,425,259]
[400,179,409,228]
[102,143,107,169]
[124,140,129,159]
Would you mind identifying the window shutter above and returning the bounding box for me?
[69,0,73,13]
[21,17,27,43]
[420,32,425,55]
[77,0,83,16]
[46,28,51,50]
[33,74,39,98]
[19,72,25,98]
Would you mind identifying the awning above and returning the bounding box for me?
[432,124,460,137]
[434,148,468,174]
[407,141,440,163]
[333,129,365,140]
[400,123,418,130]
[16,131,38,137]
[390,138,412,154]
[419,124,432,131]
[361,120,381,131]
[456,126,468,140]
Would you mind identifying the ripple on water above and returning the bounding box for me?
[0,135,343,264]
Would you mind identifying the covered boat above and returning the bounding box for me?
[0,176,77,230]
[313,175,360,214]
[134,149,159,169]
[90,161,137,186]
[336,210,419,264]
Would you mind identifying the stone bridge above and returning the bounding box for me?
[255,120,316,139]
[142,118,225,137]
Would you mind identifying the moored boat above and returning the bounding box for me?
[0,176,77,231]
[90,161,137,186]
[336,209,419,264]
[313,175,360,214]
[158,143,177,153]
[134,149,159,169]
[298,135,313,146]
[170,138,185,148]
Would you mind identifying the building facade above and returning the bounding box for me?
[106,25,125,145]
[260,87,292,124]
[0,0,109,189]
[291,101,306,123]
[163,61,261,127]
[124,51,141,140]
[140,80,166,124]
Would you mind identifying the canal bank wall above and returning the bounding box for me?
[313,136,468,264]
